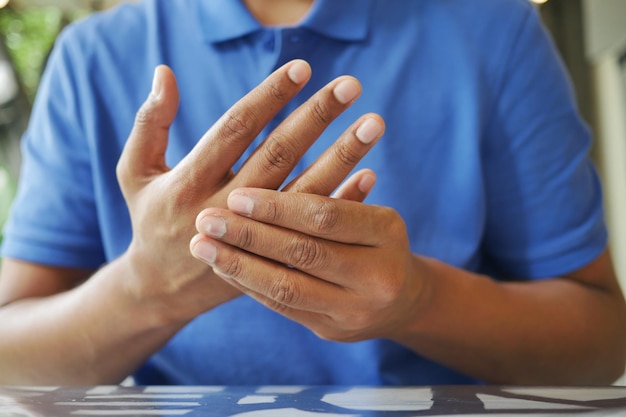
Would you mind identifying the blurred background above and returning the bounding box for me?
[0,0,119,244]
[0,0,625,381]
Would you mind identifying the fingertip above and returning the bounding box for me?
[333,76,362,105]
[331,169,376,201]
[151,66,164,98]
[358,170,377,194]
[287,59,312,84]
[189,236,217,265]
[195,208,211,232]
[139,65,179,126]
[149,65,178,103]
[227,190,254,216]
[355,116,385,144]
[189,233,207,261]
[190,233,203,252]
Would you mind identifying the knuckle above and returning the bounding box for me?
[333,140,361,167]
[221,109,258,142]
[376,276,403,306]
[384,208,408,238]
[269,273,302,307]
[310,98,333,128]
[220,254,244,279]
[261,198,280,223]
[310,200,339,235]
[287,235,323,270]
[134,104,156,127]
[260,135,298,173]
[234,223,255,249]
[265,79,289,102]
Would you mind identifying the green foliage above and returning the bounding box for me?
[0,6,87,244]
[0,6,87,102]
[0,165,15,243]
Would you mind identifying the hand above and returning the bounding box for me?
[190,189,426,342]
[116,60,385,324]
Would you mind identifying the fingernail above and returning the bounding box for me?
[333,79,361,104]
[355,118,383,144]
[358,172,376,193]
[192,240,217,264]
[228,193,254,216]
[288,60,310,84]
[200,215,226,238]
[151,66,163,98]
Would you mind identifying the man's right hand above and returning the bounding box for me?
[116,60,385,325]
[0,59,383,385]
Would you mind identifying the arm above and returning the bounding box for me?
[190,189,626,385]
[189,2,626,385]
[0,258,181,385]
[0,61,384,385]
[408,248,626,385]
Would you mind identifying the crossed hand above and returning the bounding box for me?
[117,60,421,342]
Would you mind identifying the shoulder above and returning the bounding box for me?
[45,0,191,102]
[53,0,192,63]
[421,0,538,41]
[372,0,535,23]
[415,0,535,21]
[370,0,540,56]
[58,1,149,50]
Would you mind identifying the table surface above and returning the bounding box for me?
[1,385,626,416]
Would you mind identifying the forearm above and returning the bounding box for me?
[0,255,185,385]
[395,254,626,385]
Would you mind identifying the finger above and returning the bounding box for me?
[282,114,384,196]
[235,75,363,190]
[189,233,346,314]
[117,65,179,192]
[194,207,374,286]
[226,189,398,245]
[211,266,369,344]
[212,274,327,332]
[331,169,377,202]
[177,59,312,186]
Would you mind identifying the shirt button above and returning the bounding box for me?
[264,38,275,51]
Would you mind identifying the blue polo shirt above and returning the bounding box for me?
[2,0,606,385]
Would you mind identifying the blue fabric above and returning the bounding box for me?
[1,0,607,385]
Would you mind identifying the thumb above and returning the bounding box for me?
[117,65,180,191]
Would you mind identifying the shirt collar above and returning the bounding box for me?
[196,0,373,44]
[302,0,373,41]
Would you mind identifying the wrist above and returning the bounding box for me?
[119,240,241,326]
[115,245,193,328]
[391,255,437,338]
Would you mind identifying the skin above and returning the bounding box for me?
[2,0,625,386]
[181,0,626,387]
[243,0,314,26]
[0,59,385,384]
[191,192,626,385]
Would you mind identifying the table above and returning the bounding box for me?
[1,385,626,416]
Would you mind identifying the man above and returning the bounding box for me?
[1,0,625,385]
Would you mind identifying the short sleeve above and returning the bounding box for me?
[482,5,607,278]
